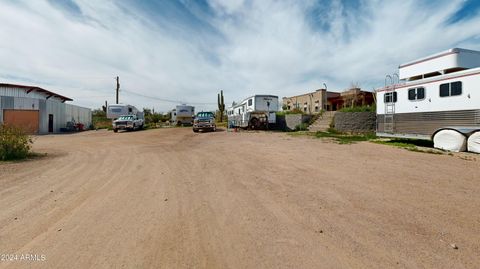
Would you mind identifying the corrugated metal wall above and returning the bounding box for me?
[13,97,39,110]
[0,86,57,100]
[377,109,480,136]
[0,96,14,125]
[65,104,92,128]
[46,99,66,132]
[1,87,92,134]
[38,100,47,133]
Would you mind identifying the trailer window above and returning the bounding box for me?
[417,88,425,99]
[451,81,462,96]
[440,84,449,97]
[408,87,425,101]
[384,92,397,103]
[440,81,462,97]
[408,89,416,100]
[248,99,253,106]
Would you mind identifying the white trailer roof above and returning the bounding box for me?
[399,48,480,80]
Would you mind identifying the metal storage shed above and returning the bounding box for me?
[0,83,92,134]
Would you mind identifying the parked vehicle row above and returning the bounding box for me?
[98,48,480,154]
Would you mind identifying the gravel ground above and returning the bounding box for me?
[0,128,479,269]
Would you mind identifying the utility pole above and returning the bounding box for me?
[116,76,120,104]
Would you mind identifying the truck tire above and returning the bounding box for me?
[193,128,199,133]
[212,126,216,132]
[113,129,118,133]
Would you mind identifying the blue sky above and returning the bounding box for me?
[1,0,480,111]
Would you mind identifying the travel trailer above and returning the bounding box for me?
[171,105,194,126]
[376,48,480,152]
[227,95,279,129]
[106,104,143,120]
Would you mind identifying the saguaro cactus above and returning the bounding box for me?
[218,90,225,122]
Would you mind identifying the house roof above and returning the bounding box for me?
[0,83,73,102]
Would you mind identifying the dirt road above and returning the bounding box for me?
[0,128,479,268]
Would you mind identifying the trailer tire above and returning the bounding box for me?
[249,118,259,130]
[433,129,467,152]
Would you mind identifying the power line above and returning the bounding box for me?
[121,89,217,105]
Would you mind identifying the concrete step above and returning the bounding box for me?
[307,111,336,132]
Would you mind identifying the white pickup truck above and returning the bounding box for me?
[113,115,144,132]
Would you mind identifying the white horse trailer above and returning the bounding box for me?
[376,48,480,152]
[107,104,143,120]
[227,95,278,129]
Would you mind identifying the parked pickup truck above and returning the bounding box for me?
[193,112,216,132]
[113,115,144,132]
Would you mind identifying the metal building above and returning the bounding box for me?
[0,83,92,134]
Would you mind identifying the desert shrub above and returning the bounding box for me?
[314,130,376,144]
[0,124,33,161]
[295,123,309,131]
[92,109,112,129]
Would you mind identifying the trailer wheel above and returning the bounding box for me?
[249,118,259,130]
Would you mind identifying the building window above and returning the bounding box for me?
[408,87,425,101]
[440,81,462,97]
[287,106,291,110]
[248,99,253,106]
[304,107,307,112]
[384,92,397,103]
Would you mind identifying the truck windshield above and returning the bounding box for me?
[118,116,133,120]
[197,112,213,118]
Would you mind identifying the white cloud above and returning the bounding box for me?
[0,0,479,111]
